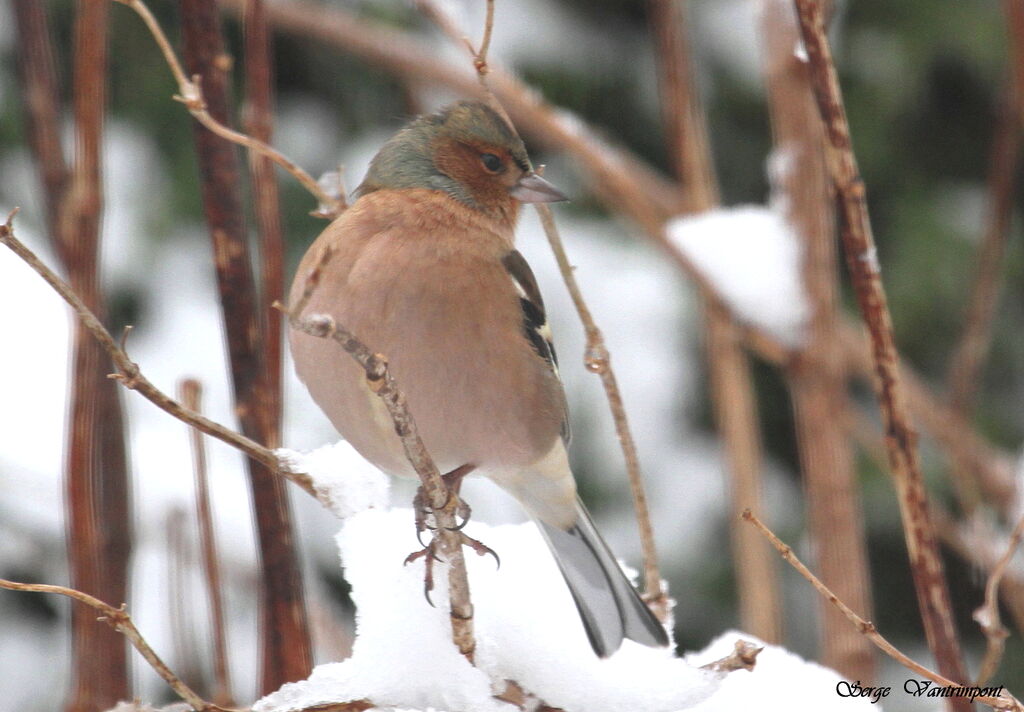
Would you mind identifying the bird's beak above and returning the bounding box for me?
[509,172,569,203]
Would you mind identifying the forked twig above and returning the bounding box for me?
[111,0,344,218]
[974,513,1024,685]
[743,510,1023,712]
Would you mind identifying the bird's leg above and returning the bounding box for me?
[442,464,475,530]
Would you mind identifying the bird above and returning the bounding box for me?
[289,99,669,658]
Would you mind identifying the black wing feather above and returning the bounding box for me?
[502,250,570,444]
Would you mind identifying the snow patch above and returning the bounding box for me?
[666,206,810,348]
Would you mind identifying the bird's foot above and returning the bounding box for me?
[413,465,477,544]
[403,530,500,606]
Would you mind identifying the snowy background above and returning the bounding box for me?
[1,0,1023,710]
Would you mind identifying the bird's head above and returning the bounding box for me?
[355,100,567,224]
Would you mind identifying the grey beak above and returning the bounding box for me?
[509,172,569,203]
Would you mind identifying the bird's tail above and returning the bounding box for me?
[535,498,670,657]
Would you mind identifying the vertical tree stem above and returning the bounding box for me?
[243,0,286,449]
[178,0,313,691]
[64,2,134,709]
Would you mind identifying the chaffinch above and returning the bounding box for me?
[289,100,668,657]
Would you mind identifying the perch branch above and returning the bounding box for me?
[110,0,343,218]
[280,246,477,661]
[743,511,1023,712]
[0,210,317,499]
[0,578,236,712]
[793,0,969,693]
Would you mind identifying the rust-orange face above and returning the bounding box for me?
[355,100,566,221]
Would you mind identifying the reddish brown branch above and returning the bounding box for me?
[793,0,969,699]
[63,2,135,708]
[243,0,286,450]
[762,0,873,679]
[12,0,70,259]
[178,0,312,690]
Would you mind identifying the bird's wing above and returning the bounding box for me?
[502,249,571,445]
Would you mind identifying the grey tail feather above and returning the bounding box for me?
[536,497,670,657]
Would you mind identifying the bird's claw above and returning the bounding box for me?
[458,531,500,570]
[404,541,442,607]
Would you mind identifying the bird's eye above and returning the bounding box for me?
[481,153,502,172]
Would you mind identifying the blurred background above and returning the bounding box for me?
[0,0,1022,710]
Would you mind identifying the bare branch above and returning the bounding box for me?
[0,211,316,499]
[281,247,477,661]
[974,513,1024,686]
[743,510,1024,712]
[179,379,234,706]
[110,0,344,218]
[647,0,775,638]
[0,578,237,712]
[761,0,873,678]
[243,0,286,454]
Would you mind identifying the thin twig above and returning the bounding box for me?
[421,0,666,615]
[281,247,477,661]
[0,210,316,499]
[180,379,234,706]
[793,0,970,695]
[178,0,312,689]
[974,513,1024,686]
[110,0,343,218]
[743,510,1024,712]
[536,203,666,614]
[0,578,237,712]
[699,639,762,674]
